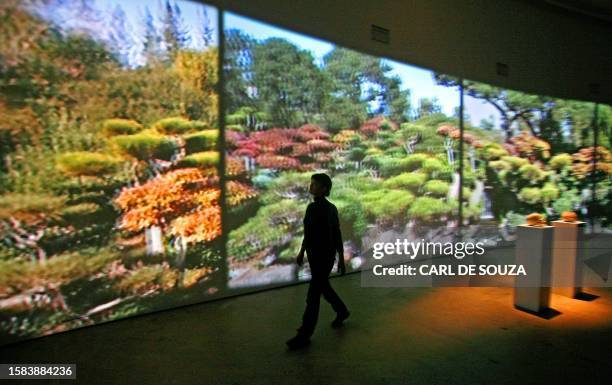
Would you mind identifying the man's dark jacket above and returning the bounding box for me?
[301,196,343,263]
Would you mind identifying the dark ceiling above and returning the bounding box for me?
[542,0,612,23]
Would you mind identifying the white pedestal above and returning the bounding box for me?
[514,225,553,313]
[551,220,585,298]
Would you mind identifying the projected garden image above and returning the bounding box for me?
[0,0,223,344]
[222,14,611,288]
[449,77,612,241]
[223,14,468,287]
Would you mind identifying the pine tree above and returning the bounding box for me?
[142,6,160,64]
[197,6,214,48]
[108,4,133,66]
[160,0,189,58]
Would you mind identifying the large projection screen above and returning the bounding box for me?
[222,13,461,288]
[0,0,223,346]
[1,2,610,346]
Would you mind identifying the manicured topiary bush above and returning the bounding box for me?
[56,152,123,176]
[408,196,452,222]
[422,158,445,175]
[178,151,219,168]
[112,131,176,161]
[423,179,450,197]
[482,143,508,160]
[549,153,572,171]
[517,187,541,204]
[518,164,546,182]
[540,182,560,205]
[152,117,194,134]
[383,172,427,192]
[333,195,368,245]
[489,160,511,172]
[184,130,218,154]
[400,153,429,171]
[500,156,529,170]
[378,157,403,177]
[362,189,414,223]
[101,119,142,136]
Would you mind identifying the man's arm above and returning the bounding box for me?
[332,205,346,274]
[297,203,312,265]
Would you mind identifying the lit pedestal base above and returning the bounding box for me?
[514,225,553,313]
[551,220,585,298]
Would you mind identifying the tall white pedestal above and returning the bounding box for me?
[514,225,553,313]
[551,220,585,298]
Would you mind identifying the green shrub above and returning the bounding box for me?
[540,182,560,204]
[184,130,218,154]
[383,172,427,191]
[56,152,123,176]
[112,132,176,161]
[365,147,383,156]
[226,124,245,132]
[376,130,393,141]
[501,156,529,169]
[278,237,303,263]
[518,164,546,182]
[60,203,101,226]
[101,119,142,136]
[227,112,246,125]
[379,137,397,150]
[252,169,275,189]
[152,117,194,134]
[378,157,402,177]
[436,164,455,181]
[422,158,445,175]
[399,153,429,171]
[505,211,528,228]
[0,193,66,220]
[552,189,580,213]
[362,155,381,169]
[178,151,219,168]
[464,203,483,221]
[338,174,382,192]
[115,264,176,295]
[0,248,119,295]
[362,189,414,223]
[385,146,406,157]
[518,187,541,204]
[348,147,367,162]
[462,169,477,186]
[408,196,452,222]
[190,121,210,130]
[489,160,511,172]
[549,153,572,171]
[380,120,393,131]
[423,179,450,197]
[228,199,306,261]
[333,197,368,243]
[482,144,508,160]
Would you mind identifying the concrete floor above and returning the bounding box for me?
[1,271,611,385]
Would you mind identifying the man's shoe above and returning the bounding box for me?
[286,334,311,350]
[331,310,350,328]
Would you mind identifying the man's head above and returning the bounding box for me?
[309,173,332,197]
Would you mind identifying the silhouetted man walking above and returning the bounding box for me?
[286,173,350,350]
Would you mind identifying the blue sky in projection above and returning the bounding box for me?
[46,0,500,129]
[225,12,501,128]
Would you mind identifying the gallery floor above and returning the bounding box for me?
[1,270,611,385]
